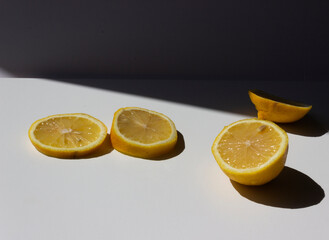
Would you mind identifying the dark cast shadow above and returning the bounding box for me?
[278,114,328,137]
[148,131,185,161]
[82,134,113,159]
[231,166,325,209]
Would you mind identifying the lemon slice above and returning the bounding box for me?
[249,89,312,123]
[211,119,288,185]
[110,107,177,158]
[28,113,108,158]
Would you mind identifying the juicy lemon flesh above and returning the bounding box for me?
[34,116,102,148]
[217,122,281,169]
[117,109,172,144]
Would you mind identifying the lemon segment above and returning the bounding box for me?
[212,119,288,186]
[248,89,312,123]
[110,107,177,158]
[29,113,108,158]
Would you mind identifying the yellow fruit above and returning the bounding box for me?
[248,89,312,123]
[28,113,108,158]
[110,107,177,158]
[211,119,288,185]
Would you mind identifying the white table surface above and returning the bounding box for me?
[1,78,328,240]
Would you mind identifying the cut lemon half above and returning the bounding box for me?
[28,113,108,158]
[211,119,288,185]
[249,89,312,123]
[110,107,177,158]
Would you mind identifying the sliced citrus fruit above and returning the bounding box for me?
[211,119,288,185]
[110,107,177,158]
[248,89,312,123]
[28,113,108,158]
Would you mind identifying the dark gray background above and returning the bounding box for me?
[1,1,328,133]
[0,0,328,80]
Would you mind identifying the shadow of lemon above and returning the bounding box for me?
[231,166,325,208]
[278,114,328,137]
[147,131,185,161]
[82,134,113,158]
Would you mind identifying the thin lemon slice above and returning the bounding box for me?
[29,113,108,158]
[110,107,177,158]
[249,89,312,123]
[211,119,288,185]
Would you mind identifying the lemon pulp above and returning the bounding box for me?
[117,109,172,144]
[217,122,281,169]
[34,116,102,148]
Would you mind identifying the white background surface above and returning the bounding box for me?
[1,79,328,240]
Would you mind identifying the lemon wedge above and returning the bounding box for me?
[249,89,312,123]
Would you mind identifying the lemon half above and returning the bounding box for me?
[212,118,288,185]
